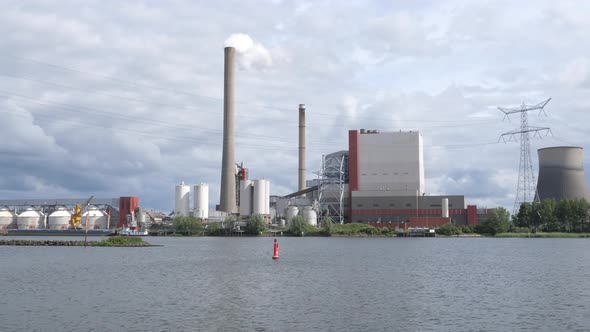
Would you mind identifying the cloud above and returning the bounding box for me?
[224,33,273,69]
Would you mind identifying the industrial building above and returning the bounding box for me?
[0,196,154,231]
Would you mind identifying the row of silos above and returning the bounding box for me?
[0,207,108,230]
[239,179,270,216]
[174,182,209,219]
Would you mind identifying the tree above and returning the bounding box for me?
[571,198,590,232]
[538,199,559,232]
[289,216,307,236]
[172,216,203,235]
[514,202,533,228]
[477,207,510,235]
[206,222,220,236]
[556,199,573,232]
[322,216,334,235]
[245,214,266,235]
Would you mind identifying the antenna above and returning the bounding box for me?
[498,98,552,214]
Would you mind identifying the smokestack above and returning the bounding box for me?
[298,104,306,193]
[220,47,237,213]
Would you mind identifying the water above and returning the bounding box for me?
[1,237,590,331]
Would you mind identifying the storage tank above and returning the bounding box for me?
[239,180,253,216]
[265,180,271,214]
[17,208,45,229]
[81,207,108,229]
[442,198,449,218]
[303,206,317,226]
[48,207,72,230]
[285,205,299,223]
[175,181,190,217]
[536,146,590,201]
[253,179,266,215]
[0,208,17,229]
[193,183,209,219]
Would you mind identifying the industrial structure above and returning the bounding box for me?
[219,46,237,214]
[0,196,148,232]
[498,98,552,213]
[536,146,590,202]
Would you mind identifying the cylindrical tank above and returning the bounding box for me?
[279,219,286,227]
[48,207,72,230]
[0,208,17,229]
[265,180,271,215]
[82,207,108,229]
[285,205,299,223]
[135,207,146,225]
[239,180,252,216]
[303,206,317,226]
[17,208,45,229]
[442,198,449,218]
[537,146,590,201]
[175,181,190,217]
[252,179,266,215]
[193,183,209,219]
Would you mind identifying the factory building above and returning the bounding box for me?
[296,129,482,226]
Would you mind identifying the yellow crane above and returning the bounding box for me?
[69,196,94,229]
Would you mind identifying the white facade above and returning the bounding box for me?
[175,181,191,217]
[193,183,209,220]
[357,131,424,195]
[252,179,266,215]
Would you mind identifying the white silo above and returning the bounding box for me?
[175,181,190,217]
[17,208,45,229]
[252,180,266,215]
[442,198,449,218]
[0,208,17,229]
[81,207,108,229]
[193,183,209,219]
[265,180,271,215]
[48,207,72,230]
[303,206,317,226]
[239,180,253,216]
[285,205,299,223]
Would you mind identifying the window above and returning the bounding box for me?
[389,203,395,207]
[357,204,363,207]
[430,204,441,207]
[405,203,411,207]
[373,204,379,207]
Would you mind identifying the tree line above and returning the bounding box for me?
[513,198,590,232]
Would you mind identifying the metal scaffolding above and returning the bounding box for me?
[318,151,348,224]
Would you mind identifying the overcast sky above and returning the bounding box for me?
[1,0,589,212]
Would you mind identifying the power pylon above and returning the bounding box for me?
[498,98,552,214]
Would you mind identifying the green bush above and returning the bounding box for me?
[206,222,221,236]
[172,216,204,236]
[460,224,475,234]
[92,236,146,246]
[245,214,266,235]
[436,224,462,236]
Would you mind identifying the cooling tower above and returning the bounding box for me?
[536,146,590,201]
[298,104,306,192]
[220,47,237,213]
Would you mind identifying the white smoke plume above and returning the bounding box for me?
[224,33,272,70]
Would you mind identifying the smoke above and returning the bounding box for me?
[224,33,272,70]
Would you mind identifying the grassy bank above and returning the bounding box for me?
[0,236,154,247]
[495,232,590,238]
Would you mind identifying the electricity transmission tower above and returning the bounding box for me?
[498,98,552,214]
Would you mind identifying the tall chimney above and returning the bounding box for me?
[220,47,237,213]
[298,103,306,192]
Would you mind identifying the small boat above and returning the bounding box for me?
[116,227,148,236]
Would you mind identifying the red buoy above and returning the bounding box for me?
[272,238,279,260]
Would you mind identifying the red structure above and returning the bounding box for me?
[118,197,139,227]
[467,205,478,225]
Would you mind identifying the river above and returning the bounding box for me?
[1,236,589,331]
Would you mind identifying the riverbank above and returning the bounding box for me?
[494,232,590,238]
[0,236,155,247]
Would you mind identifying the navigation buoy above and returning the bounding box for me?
[272,238,279,260]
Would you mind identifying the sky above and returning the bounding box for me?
[1,0,589,213]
